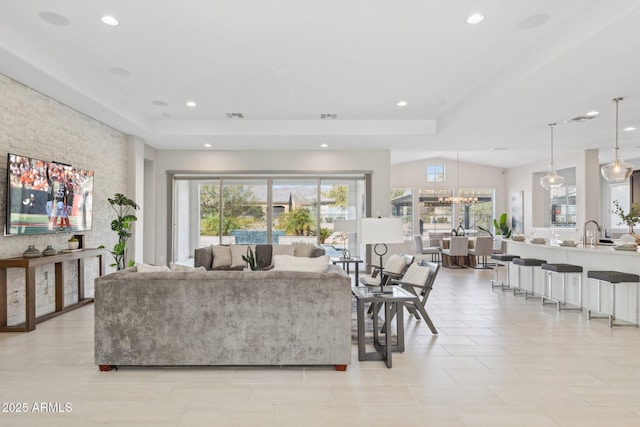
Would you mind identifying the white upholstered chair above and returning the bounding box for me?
[413,235,441,263]
[468,236,494,269]
[441,236,469,268]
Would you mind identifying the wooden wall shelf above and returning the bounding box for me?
[0,248,106,332]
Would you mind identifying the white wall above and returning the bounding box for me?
[0,74,127,324]
[148,149,390,265]
[391,157,507,233]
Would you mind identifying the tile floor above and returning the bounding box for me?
[2,267,640,426]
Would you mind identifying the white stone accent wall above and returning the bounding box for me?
[0,74,127,326]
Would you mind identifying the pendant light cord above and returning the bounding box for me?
[614,97,623,161]
[549,123,555,167]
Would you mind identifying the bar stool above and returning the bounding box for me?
[512,258,546,299]
[541,263,583,311]
[490,254,520,291]
[587,271,640,327]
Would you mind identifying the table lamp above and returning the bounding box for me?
[360,217,404,292]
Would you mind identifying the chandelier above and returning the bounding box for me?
[601,97,633,183]
[437,152,478,205]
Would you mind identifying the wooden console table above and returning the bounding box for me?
[0,248,106,332]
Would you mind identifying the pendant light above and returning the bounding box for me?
[540,123,564,190]
[601,97,633,183]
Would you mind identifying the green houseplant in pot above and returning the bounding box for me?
[479,213,512,238]
[107,193,139,270]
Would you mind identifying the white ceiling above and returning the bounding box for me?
[2,0,640,168]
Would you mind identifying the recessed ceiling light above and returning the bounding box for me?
[152,100,168,107]
[108,67,131,76]
[101,15,119,26]
[203,143,212,148]
[624,126,637,132]
[466,14,485,24]
[320,143,329,148]
[586,111,599,117]
[186,101,197,108]
[38,11,70,26]
[396,100,408,107]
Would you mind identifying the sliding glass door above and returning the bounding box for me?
[171,174,367,264]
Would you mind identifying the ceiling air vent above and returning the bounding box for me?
[320,114,337,119]
[226,113,244,118]
[566,115,596,123]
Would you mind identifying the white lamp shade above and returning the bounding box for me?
[334,219,357,233]
[360,217,404,244]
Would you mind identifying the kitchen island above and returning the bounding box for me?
[505,240,639,325]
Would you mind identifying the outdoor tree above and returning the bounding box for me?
[199,184,264,235]
[323,184,348,208]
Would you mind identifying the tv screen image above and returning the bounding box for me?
[6,153,94,235]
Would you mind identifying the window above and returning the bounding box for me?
[610,182,630,227]
[391,188,412,238]
[426,165,445,183]
[550,186,576,227]
[418,189,453,236]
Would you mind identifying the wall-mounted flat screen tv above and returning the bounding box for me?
[6,153,94,235]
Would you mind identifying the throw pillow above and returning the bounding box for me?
[272,254,330,273]
[400,263,430,286]
[384,254,407,275]
[169,262,206,272]
[230,244,255,268]
[270,244,296,266]
[211,245,232,268]
[136,263,170,273]
[293,242,316,257]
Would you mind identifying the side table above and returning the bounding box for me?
[351,285,416,368]
[332,257,363,283]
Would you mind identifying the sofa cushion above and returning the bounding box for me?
[270,244,296,266]
[170,262,206,272]
[136,263,171,273]
[212,245,232,268]
[255,244,273,269]
[272,254,330,273]
[230,244,256,268]
[194,247,213,270]
[293,242,317,257]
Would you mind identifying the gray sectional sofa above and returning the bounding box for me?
[94,264,351,371]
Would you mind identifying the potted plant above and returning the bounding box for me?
[479,213,512,238]
[68,236,79,250]
[319,227,331,244]
[107,193,139,270]
[612,200,640,242]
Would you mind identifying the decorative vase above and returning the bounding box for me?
[23,245,42,258]
[68,241,79,250]
[43,245,57,256]
[627,224,640,244]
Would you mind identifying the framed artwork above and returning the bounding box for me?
[511,191,524,234]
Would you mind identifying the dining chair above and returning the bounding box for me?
[441,236,469,268]
[468,236,494,269]
[413,235,441,263]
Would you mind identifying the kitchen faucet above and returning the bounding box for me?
[583,220,602,246]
